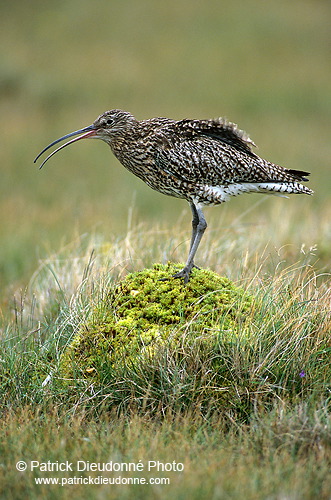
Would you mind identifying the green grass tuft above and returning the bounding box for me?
[60,263,253,381]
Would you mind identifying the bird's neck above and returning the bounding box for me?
[107,123,142,158]
[108,130,135,160]
[107,123,155,175]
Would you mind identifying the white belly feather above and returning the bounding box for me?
[197,182,303,205]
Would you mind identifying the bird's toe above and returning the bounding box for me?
[172,267,192,283]
[158,264,197,283]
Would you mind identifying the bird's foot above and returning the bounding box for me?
[171,267,192,284]
[158,264,198,284]
[172,262,201,283]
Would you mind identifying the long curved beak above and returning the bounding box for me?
[34,124,97,169]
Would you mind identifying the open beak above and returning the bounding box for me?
[34,124,97,169]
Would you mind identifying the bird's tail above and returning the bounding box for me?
[254,181,314,196]
[284,168,311,183]
[259,161,314,196]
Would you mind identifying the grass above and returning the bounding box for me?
[0,406,330,500]
[1,0,331,498]
[0,225,330,499]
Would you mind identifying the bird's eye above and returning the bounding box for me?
[106,118,113,125]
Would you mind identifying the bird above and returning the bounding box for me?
[34,109,313,283]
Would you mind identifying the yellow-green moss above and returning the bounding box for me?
[60,263,254,380]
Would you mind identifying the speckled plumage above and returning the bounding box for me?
[34,109,313,282]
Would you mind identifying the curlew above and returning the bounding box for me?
[34,110,313,282]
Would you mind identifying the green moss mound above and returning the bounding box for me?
[60,263,254,380]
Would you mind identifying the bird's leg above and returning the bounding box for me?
[172,202,207,283]
[189,202,199,252]
[188,203,201,271]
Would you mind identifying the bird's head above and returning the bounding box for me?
[34,109,136,169]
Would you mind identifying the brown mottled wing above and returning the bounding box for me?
[154,118,311,186]
[153,118,251,184]
[175,117,257,157]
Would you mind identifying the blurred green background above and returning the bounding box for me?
[1,0,330,292]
